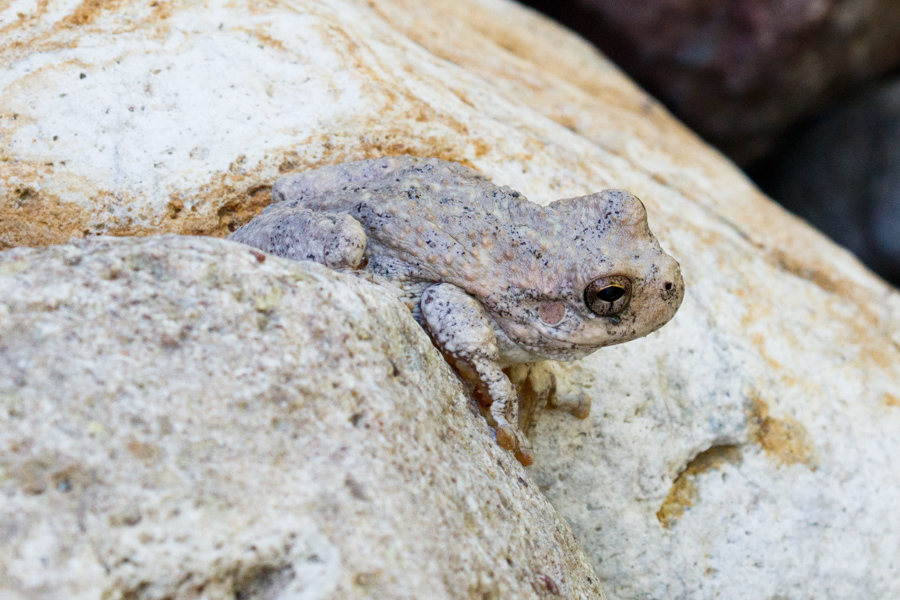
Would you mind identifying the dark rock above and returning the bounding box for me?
[760,80,900,286]
[521,0,900,164]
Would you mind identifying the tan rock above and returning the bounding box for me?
[2,0,900,599]
[0,235,606,599]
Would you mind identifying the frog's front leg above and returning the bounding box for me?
[228,203,366,269]
[420,283,534,466]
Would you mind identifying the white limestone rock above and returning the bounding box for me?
[2,0,900,598]
[0,235,606,599]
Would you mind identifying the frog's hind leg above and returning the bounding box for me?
[420,283,534,466]
[271,156,410,206]
[228,203,366,269]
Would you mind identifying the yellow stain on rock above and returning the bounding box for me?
[658,395,818,530]
[657,444,743,529]
[748,396,818,469]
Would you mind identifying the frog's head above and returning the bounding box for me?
[489,189,684,362]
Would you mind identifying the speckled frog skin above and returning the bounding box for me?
[229,156,684,465]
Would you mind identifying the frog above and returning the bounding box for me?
[227,156,684,465]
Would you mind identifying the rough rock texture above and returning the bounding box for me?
[0,235,607,600]
[521,0,900,163]
[760,79,900,286]
[2,1,900,599]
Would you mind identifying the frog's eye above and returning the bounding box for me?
[584,276,632,316]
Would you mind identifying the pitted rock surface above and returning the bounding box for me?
[0,235,606,600]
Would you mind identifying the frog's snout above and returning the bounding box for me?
[658,266,685,312]
[662,279,678,300]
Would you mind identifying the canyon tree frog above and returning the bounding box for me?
[228,156,684,465]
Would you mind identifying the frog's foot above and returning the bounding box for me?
[508,362,592,422]
[548,390,591,420]
[228,203,366,269]
[421,282,534,466]
[492,405,535,467]
[546,363,593,420]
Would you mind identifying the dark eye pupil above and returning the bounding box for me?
[596,286,625,303]
[584,276,632,317]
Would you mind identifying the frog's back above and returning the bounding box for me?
[271,156,548,294]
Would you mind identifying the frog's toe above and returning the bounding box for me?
[513,431,534,466]
[548,385,592,420]
[323,214,367,269]
[496,424,518,451]
[514,445,535,467]
[554,392,591,420]
[496,424,534,466]
[571,399,591,420]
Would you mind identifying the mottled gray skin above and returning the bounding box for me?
[229,156,684,464]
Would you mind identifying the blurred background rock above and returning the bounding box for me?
[756,82,900,285]
[520,0,900,287]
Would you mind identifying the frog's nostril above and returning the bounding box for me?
[664,281,673,291]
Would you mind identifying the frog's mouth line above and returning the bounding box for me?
[514,330,615,355]
[530,319,644,350]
